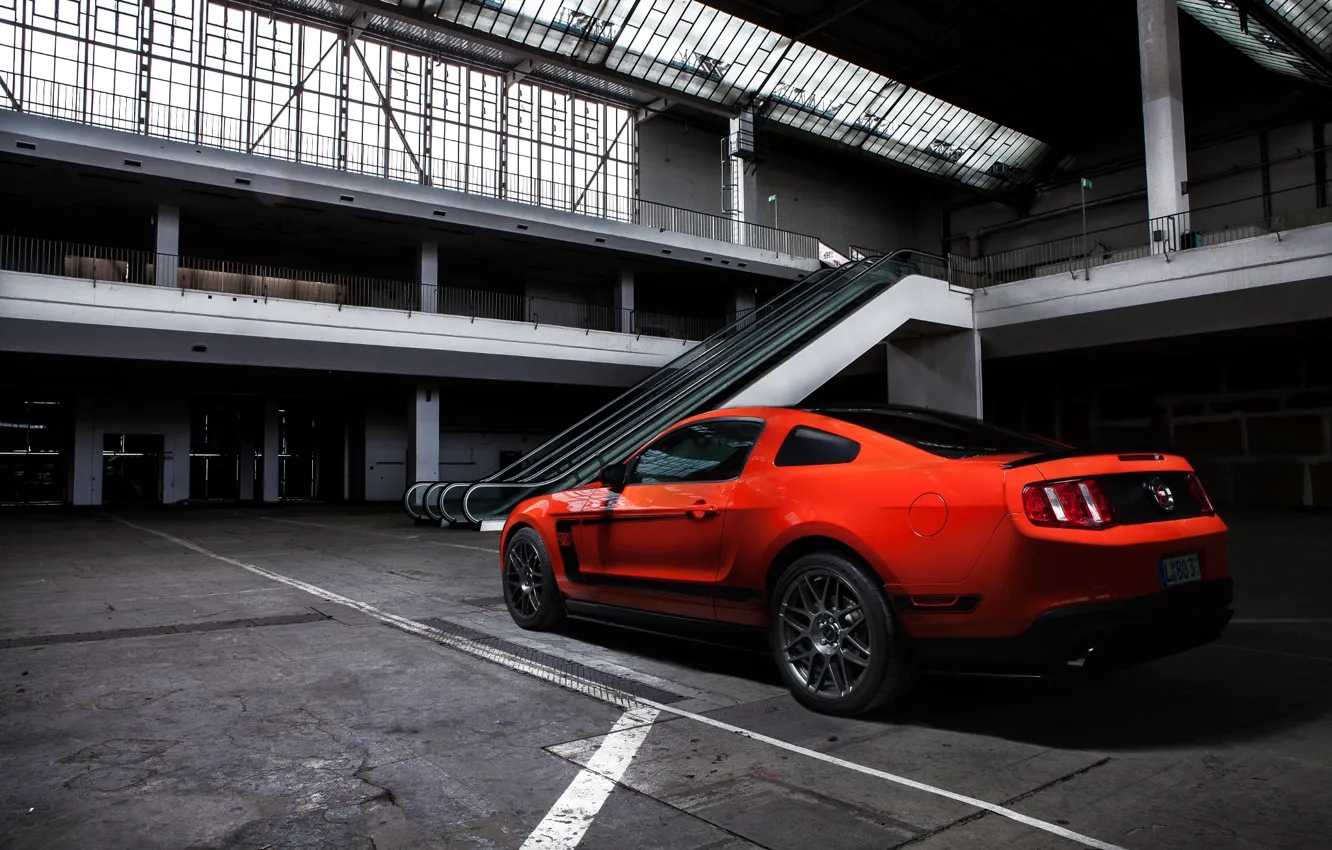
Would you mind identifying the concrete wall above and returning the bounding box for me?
[439,431,553,482]
[637,119,931,254]
[69,396,191,505]
[636,119,726,216]
[950,118,1332,260]
[364,403,409,502]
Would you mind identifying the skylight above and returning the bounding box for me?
[370,0,1050,191]
[1179,0,1332,86]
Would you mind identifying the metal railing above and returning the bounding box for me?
[0,235,723,341]
[948,183,1332,289]
[6,77,823,260]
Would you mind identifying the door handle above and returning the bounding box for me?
[686,501,719,518]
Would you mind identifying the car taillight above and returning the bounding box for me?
[1022,479,1116,529]
[1185,473,1215,515]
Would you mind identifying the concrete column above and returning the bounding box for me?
[69,397,98,506]
[238,441,255,501]
[418,241,438,313]
[886,330,983,419]
[1137,0,1190,251]
[262,401,281,503]
[408,385,440,483]
[726,112,759,247]
[154,204,180,287]
[614,270,635,334]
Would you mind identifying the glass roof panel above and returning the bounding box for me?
[757,42,889,141]
[430,0,640,65]
[857,87,1046,191]
[605,0,789,106]
[368,0,1055,188]
[1178,0,1330,85]
[1266,0,1332,55]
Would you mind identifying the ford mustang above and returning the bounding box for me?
[499,405,1233,716]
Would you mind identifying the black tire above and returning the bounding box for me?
[502,527,565,631]
[770,551,913,716]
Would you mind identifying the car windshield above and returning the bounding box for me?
[806,407,1064,459]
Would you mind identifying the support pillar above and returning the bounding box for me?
[725,112,759,247]
[418,241,438,313]
[409,385,440,484]
[238,441,255,501]
[886,330,983,419]
[154,204,180,287]
[262,401,281,503]
[614,270,634,334]
[69,397,98,506]
[1136,0,1190,252]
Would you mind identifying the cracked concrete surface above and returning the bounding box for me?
[2,507,1331,849]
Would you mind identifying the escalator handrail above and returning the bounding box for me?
[460,264,851,488]
[460,259,914,523]
[492,260,887,487]
[496,250,943,486]
[461,254,929,522]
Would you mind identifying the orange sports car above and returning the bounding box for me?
[499,405,1233,715]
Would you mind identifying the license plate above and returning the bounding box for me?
[1159,553,1201,587]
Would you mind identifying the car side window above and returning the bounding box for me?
[774,426,861,467]
[629,420,764,485]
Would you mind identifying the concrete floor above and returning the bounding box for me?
[1,507,1330,850]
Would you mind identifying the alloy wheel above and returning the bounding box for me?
[504,539,544,618]
[777,569,873,701]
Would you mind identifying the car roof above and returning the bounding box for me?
[677,403,961,426]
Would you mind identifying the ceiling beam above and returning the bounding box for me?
[636,97,674,122]
[504,58,537,88]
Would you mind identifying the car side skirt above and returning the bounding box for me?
[563,600,768,651]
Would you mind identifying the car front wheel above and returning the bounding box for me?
[770,552,913,716]
[502,527,565,631]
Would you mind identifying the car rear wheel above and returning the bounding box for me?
[770,552,913,716]
[502,527,565,631]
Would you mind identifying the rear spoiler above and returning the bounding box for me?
[1001,450,1168,470]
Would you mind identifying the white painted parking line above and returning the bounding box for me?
[112,516,1128,850]
[521,706,659,850]
[636,698,1129,850]
[251,515,500,553]
[111,516,638,707]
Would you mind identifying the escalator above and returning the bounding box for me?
[417,249,947,526]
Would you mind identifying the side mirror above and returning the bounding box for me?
[599,462,627,489]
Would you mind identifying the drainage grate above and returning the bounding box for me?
[417,617,686,705]
[0,610,332,650]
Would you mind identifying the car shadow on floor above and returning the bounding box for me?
[884,644,1332,751]
[560,617,1330,750]
[558,617,786,686]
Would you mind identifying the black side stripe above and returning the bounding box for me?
[552,519,761,603]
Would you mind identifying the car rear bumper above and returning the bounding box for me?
[911,577,1234,676]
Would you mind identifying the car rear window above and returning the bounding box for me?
[805,407,1063,459]
[774,426,861,467]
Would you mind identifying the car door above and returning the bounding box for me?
[575,417,765,620]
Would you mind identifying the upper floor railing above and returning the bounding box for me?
[948,183,1331,289]
[3,77,822,261]
[0,235,732,343]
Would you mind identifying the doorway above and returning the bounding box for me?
[102,433,163,504]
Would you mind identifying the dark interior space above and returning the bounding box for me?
[101,433,163,505]
[985,319,1332,507]
[0,397,69,507]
